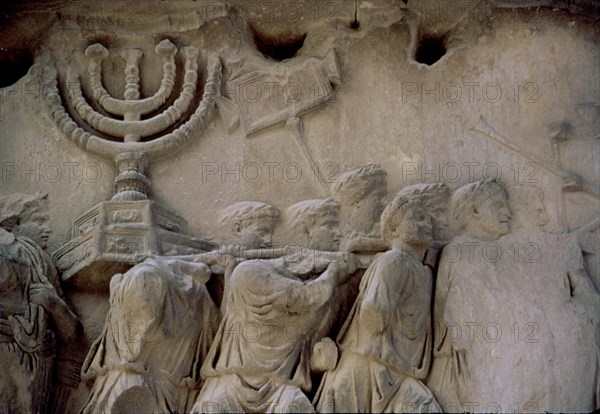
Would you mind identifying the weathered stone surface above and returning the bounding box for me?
[0,193,81,414]
[315,191,442,413]
[0,1,598,413]
[80,257,220,413]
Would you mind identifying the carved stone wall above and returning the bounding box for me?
[1,1,598,413]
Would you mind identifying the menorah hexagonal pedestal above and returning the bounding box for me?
[52,200,217,290]
[44,39,223,291]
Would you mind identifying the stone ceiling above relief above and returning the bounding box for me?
[2,0,599,89]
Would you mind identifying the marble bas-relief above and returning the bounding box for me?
[1,1,600,413]
[210,201,281,309]
[80,257,220,413]
[396,183,451,268]
[427,178,600,413]
[286,199,341,253]
[192,215,358,413]
[285,198,351,368]
[315,192,441,413]
[1,178,599,413]
[46,38,221,289]
[0,193,81,414]
[501,185,600,412]
[217,201,280,251]
[331,164,387,251]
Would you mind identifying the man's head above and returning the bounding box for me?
[287,198,341,251]
[450,178,512,240]
[331,164,387,238]
[507,185,549,229]
[0,192,51,248]
[396,182,450,240]
[331,164,387,206]
[218,201,280,249]
[380,195,433,249]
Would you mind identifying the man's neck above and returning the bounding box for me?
[0,227,16,244]
[390,240,427,261]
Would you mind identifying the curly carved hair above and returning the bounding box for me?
[331,164,387,205]
[286,198,339,234]
[380,194,424,243]
[0,192,49,230]
[218,201,280,230]
[396,182,450,209]
[450,178,508,232]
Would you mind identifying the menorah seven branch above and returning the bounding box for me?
[44,39,221,201]
[44,40,220,288]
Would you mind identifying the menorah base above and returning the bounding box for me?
[52,199,217,290]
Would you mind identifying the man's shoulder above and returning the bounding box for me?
[377,249,419,267]
[230,259,280,285]
[0,228,16,247]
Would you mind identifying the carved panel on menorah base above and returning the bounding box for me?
[53,200,217,290]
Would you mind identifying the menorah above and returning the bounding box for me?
[44,40,220,289]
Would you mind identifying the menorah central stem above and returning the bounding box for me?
[113,152,151,201]
[121,49,143,142]
[121,49,143,101]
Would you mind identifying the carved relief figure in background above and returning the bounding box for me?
[506,185,549,230]
[428,178,599,412]
[396,183,451,268]
[192,208,358,413]
[285,198,349,367]
[286,199,342,252]
[396,183,451,242]
[331,164,387,250]
[315,193,441,413]
[218,201,280,251]
[0,193,81,414]
[208,201,281,309]
[427,178,528,412]
[502,185,600,412]
[81,257,220,413]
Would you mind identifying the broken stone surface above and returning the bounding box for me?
[0,1,598,413]
[0,193,82,414]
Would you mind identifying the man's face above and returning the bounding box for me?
[428,204,449,240]
[366,185,386,214]
[400,203,433,248]
[308,212,342,252]
[237,219,275,249]
[475,190,513,239]
[528,194,549,228]
[358,184,386,234]
[15,212,51,249]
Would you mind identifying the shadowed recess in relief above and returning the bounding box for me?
[251,27,307,61]
[415,33,447,66]
[0,49,33,87]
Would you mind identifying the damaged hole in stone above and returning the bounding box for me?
[350,0,360,30]
[0,50,33,87]
[251,29,306,62]
[415,33,447,66]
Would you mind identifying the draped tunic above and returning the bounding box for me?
[195,259,337,413]
[81,258,220,413]
[315,249,439,413]
[0,228,56,414]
